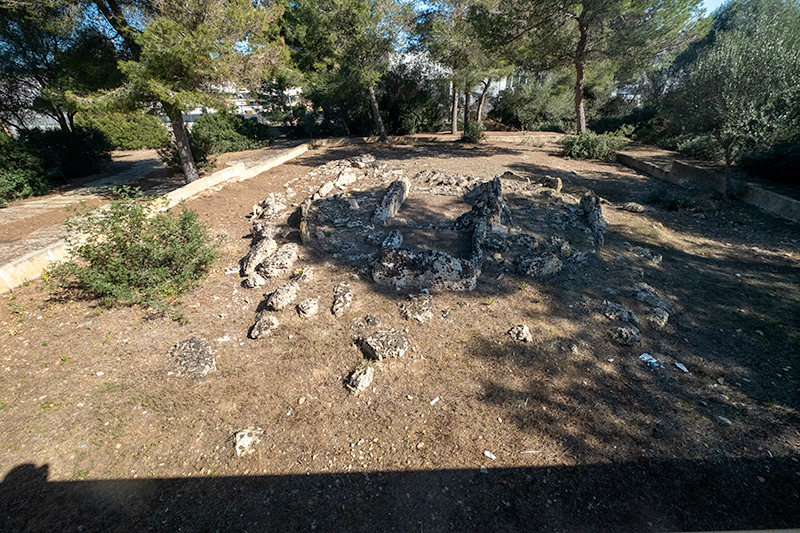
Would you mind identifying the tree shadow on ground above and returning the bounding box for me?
[1,459,797,532]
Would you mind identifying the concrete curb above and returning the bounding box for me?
[617,151,800,223]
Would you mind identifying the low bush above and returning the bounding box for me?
[77,111,170,150]
[45,187,221,311]
[461,121,486,143]
[190,112,273,164]
[20,126,111,182]
[0,135,51,207]
[490,77,573,131]
[740,136,800,183]
[676,135,724,161]
[561,130,629,160]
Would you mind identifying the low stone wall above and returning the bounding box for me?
[617,151,800,223]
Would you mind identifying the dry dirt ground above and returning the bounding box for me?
[1,139,799,532]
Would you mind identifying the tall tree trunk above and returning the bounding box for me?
[574,11,588,134]
[451,82,459,135]
[367,85,387,142]
[53,108,70,133]
[464,84,472,134]
[165,104,200,183]
[476,79,491,123]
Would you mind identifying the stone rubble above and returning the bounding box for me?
[266,281,299,311]
[297,298,319,318]
[167,337,216,380]
[249,312,279,339]
[600,300,639,325]
[256,243,299,279]
[610,324,642,345]
[361,330,410,360]
[508,324,533,343]
[400,293,434,323]
[346,366,375,394]
[331,282,353,316]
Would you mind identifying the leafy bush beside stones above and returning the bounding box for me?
[561,130,629,160]
[190,112,273,164]
[46,187,220,310]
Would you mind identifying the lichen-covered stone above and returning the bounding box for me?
[249,312,279,339]
[622,202,646,213]
[240,236,277,277]
[297,298,319,318]
[242,273,266,289]
[400,294,433,323]
[372,247,481,291]
[646,307,670,330]
[610,324,641,345]
[580,191,607,246]
[518,253,563,278]
[346,366,374,394]
[373,177,410,224]
[600,300,639,325]
[331,282,353,317]
[634,282,674,313]
[266,281,299,311]
[361,330,410,360]
[508,324,533,343]
[235,427,263,457]
[252,194,286,220]
[334,168,358,189]
[256,243,299,279]
[457,176,513,228]
[167,337,216,379]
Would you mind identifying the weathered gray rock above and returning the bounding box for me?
[298,198,312,244]
[508,324,533,343]
[168,337,216,379]
[252,220,278,241]
[634,282,674,313]
[346,366,374,394]
[241,237,277,277]
[458,176,513,228]
[518,253,563,278]
[351,153,376,169]
[382,230,403,249]
[646,307,670,330]
[235,427,263,457]
[256,243,299,279]
[610,324,642,345]
[601,300,639,325]
[332,282,353,316]
[543,176,562,193]
[334,168,358,189]
[293,266,314,282]
[622,202,646,213]
[361,330,410,360]
[580,191,607,246]
[243,273,266,289]
[317,181,335,198]
[249,312,279,339]
[373,177,410,224]
[400,294,433,323]
[373,247,481,291]
[266,281,299,311]
[297,298,319,318]
[252,194,286,220]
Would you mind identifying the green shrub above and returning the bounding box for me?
[20,126,111,182]
[190,112,273,164]
[0,135,51,207]
[562,130,629,160]
[46,187,220,310]
[490,77,573,131]
[676,135,724,161]
[461,121,486,143]
[76,111,170,150]
[740,136,800,183]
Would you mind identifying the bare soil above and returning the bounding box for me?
[1,139,799,532]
